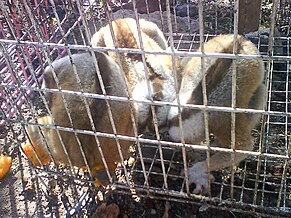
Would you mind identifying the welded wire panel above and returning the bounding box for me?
[0,0,291,217]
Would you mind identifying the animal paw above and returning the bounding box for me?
[183,161,215,194]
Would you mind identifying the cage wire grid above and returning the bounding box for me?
[0,0,291,217]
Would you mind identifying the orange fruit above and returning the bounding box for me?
[0,155,12,180]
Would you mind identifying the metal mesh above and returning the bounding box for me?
[0,0,291,217]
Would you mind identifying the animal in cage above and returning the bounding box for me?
[2,0,291,216]
[24,51,135,186]
[91,18,178,132]
[168,34,266,194]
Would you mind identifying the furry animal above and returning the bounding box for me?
[24,52,134,186]
[91,18,178,132]
[167,35,266,194]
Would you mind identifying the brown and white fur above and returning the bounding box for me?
[26,52,134,186]
[167,35,266,194]
[91,18,177,132]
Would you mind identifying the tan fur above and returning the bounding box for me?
[25,52,134,186]
[91,18,178,132]
[168,35,266,194]
[138,19,168,50]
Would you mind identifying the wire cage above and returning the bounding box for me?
[0,0,291,217]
